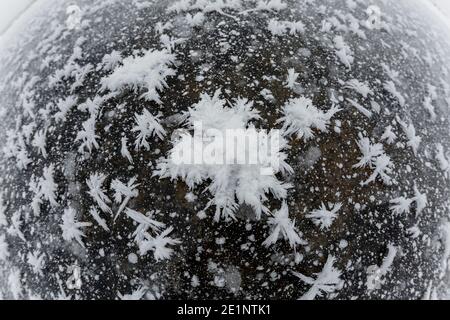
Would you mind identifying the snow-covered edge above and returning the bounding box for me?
[419,0,450,34]
[0,0,46,49]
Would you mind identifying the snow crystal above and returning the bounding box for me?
[334,36,354,69]
[28,164,58,216]
[32,130,47,158]
[111,177,140,221]
[344,79,373,98]
[86,173,112,214]
[390,196,413,215]
[263,202,305,248]
[125,207,165,240]
[381,125,396,144]
[268,19,304,36]
[413,185,427,214]
[383,81,405,107]
[60,207,92,247]
[285,68,299,90]
[101,49,177,103]
[353,135,384,168]
[89,207,110,232]
[70,64,93,93]
[100,50,122,71]
[54,95,78,122]
[347,98,372,118]
[121,137,133,163]
[156,90,292,221]
[75,116,100,153]
[138,226,181,261]
[39,164,59,207]
[398,119,421,156]
[306,202,342,230]
[7,211,26,242]
[278,97,341,141]
[132,109,166,150]
[293,255,342,300]
[354,134,392,185]
[27,250,45,276]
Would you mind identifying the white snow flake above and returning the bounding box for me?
[285,68,299,90]
[390,186,427,215]
[156,91,292,221]
[86,172,112,214]
[32,130,48,158]
[278,96,340,141]
[111,177,140,221]
[398,120,421,156]
[363,154,393,186]
[383,81,405,106]
[138,226,181,261]
[354,134,392,185]
[125,208,165,245]
[77,95,107,117]
[344,79,373,98]
[267,19,286,35]
[101,49,176,103]
[306,202,342,230]
[121,137,133,163]
[39,164,59,207]
[262,202,305,248]
[27,250,45,276]
[132,109,166,150]
[100,50,122,71]
[347,98,372,118]
[293,255,343,300]
[267,19,304,36]
[413,185,427,214]
[60,207,92,247]
[76,116,100,153]
[354,135,384,168]
[334,36,354,69]
[7,211,26,242]
[389,196,413,215]
[89,207,110,232]
[70,63,93,93]
[381,125,396,144]
[54,95,78,122]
